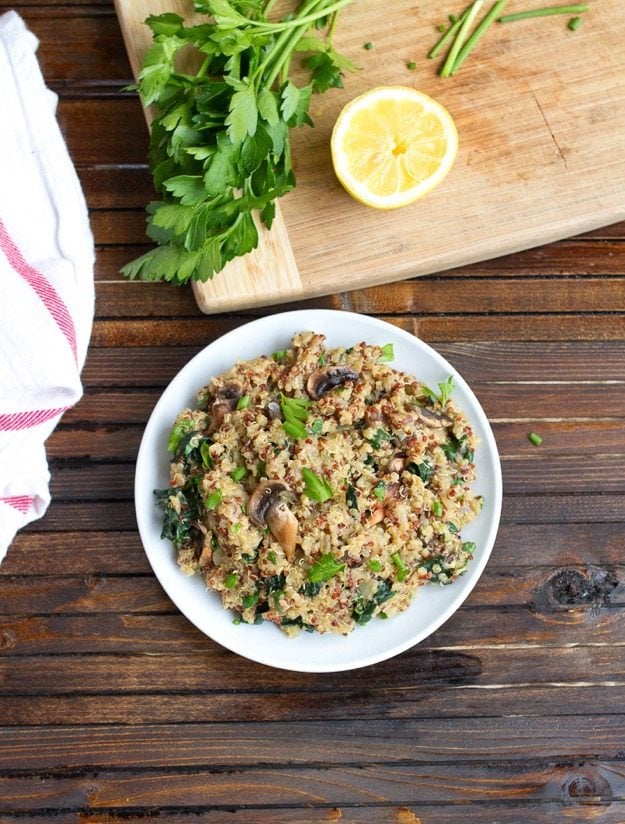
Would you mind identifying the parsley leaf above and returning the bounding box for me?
[302,467,333,502]
[308,552,345,583]
[122,0,356,286]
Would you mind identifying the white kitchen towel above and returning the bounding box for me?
[0,10,95,559]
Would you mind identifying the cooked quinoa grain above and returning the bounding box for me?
[156,332,483,635]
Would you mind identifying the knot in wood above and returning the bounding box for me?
[532,567,618,613]
[561,765,613,806]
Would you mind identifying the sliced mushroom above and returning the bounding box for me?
[206,382,243,435]
[306,365,359,400]
[266,399,282,420]
[388,453,406,473]
[414,406,453,429]
[248,480,298,561]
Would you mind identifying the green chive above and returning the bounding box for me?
[231,465,247,482]
[363,40,373,49]
[567,14,582,29]
[406,60,417,70]
[204,489,222,510]
[529,431,543,446]
[236,394,250,410]
[449,0,507,75]
[391,552,410,582]
[428,4,471,59]
[440,0,484,78]
[432,500,443,517]
[498,3,587,23]
[224,573,239,589]
[368,559,383,572]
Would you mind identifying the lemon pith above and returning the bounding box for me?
[331,86,459,210]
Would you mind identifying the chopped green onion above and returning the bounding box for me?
[406,60,417,70]
[528,431,543,446]
[379,344,394,362]
[448,0,507,75]
[428,4,470,59]
[272,350,287,361]
[224,573,239,588]
[391,552,410,582]
[363,40,373,49]
[440,0,484,77]
[236,394,250,410]
[231,465,247,482]
[302,468,334,502]
[283,419,308,440]
[498,3,587,23]
[373,481,386,501]
[432,500,443,517]
[368,559,383,573]
[242,592,259,609]
[567,14,582,29]
[204,488,222,510]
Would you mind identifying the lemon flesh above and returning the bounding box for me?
[331,86,458,210]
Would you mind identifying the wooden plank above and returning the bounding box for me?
[3,683,625,725]
[1,806,622,824]
[0,760,624,810]
[0,601,623,656]
[2,716,624,770]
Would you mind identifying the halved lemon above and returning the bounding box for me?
[331,86,459,210]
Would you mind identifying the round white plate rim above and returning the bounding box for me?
[135,309,503,673]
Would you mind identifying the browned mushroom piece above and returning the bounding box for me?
[388,453,406,473]
[206,382,243,435]
[306,365,359,400]
[266,400,282,420]
[248,480,298,561]
[414,406,453,428]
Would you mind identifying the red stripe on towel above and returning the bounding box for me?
[0,217,77,363]
[0,495,35,514]
[0,407,68,431]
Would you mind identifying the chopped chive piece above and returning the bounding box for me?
[236,394,250,410]
[373,481,386,501]
[568,14,582,29]
[528,431,543,446]
[406,60,417,70]
[204,489,223,510]
[391,552,410,582]
[368,559,383,572]
[449,0,507,75]
[498,3,587,23]
[363,40,373,49]
[440,0,484,77]
[428,4,470,59]
[242,591,259,609]
[224,573,239,589]
[272,350,287,362]
[432,500,443,517]
[231,465,247,482]
[200,441,213,469]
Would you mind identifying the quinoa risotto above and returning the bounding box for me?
[156,332,483,635]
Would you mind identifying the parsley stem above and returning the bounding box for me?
[428,4,470,59]
[249,0,354,31]
[449,0,507,75]
[498,3,587,22]
[440,0,484,77]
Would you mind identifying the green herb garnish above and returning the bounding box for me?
[373,481,386,501]
[224,572,239,588]
[391,552,410,582]
[528,431,543,446]
[369,428,392,449]
[204,488,223,510]
[379,343,395,362]
[280,393,311,440]
[423,375,455,406]
[368,559,383,573]
[121,0,356,286]
[302,467,333,502]
[498,3,588,23]
[236,394,251,410]
[408,460,433,484]
[231,465,247,482]
[166,418,195,454]
[308,552,345,583]
[200,441,213,469]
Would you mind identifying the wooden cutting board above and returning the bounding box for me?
[114,0,625,314]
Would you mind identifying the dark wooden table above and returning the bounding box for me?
[2,2,625,821]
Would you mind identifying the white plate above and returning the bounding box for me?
[135,309,502,672]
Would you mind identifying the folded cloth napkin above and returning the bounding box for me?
[0,11,95,560]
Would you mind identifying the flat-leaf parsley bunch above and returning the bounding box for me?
[122,0,356,285]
